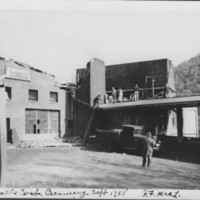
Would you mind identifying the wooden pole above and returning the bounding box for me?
[152,78,155,98]
[73,90,76,137]
[177,107,183,144]
[0,87,7,186]
[154,108,159,135]
[82,109,96,145]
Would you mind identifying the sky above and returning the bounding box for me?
[0,0,200,83]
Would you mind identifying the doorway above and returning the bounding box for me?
[25,109,60,134]
[6,118,12,143]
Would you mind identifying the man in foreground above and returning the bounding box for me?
[141,132,156,167]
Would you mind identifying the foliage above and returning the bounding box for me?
[174,53,200,125]
[174,53,200,96]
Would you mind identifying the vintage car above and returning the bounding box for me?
[94,125,160,153]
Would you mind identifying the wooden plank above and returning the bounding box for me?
[82,109,96,145]
[0,88,7,186]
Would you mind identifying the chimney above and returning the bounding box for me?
[89,58,106,106]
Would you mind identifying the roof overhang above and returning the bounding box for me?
[98,96,200,110]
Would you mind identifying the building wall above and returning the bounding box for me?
[97,106,199,138]
[1,59,66,141]
[65,90,74,136]
[76,68,90,105]
[97,107,167,135]
[106,59,169,91]
[76,66,90,137]
[75,58,199,139]
[76,58,171,104]
[75,58,105,137]
[75,58,173,137]
[0,58,6,76]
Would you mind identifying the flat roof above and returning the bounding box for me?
[107,58,169,68]
[98,95,200,110]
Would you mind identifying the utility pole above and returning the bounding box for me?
[0,87,7,186]
[145,76,155,99]
[177,107,183,144]
[152,77,155,98]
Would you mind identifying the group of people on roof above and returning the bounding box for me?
[109,87,123,103]
[93,84,141,108]
[107,84,141,104]
[93,82,175,108]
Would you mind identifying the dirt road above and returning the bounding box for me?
[7,146,200,188]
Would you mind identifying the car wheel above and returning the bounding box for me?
[100,142,113,152]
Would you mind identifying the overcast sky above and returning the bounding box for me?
[0,0,200,83]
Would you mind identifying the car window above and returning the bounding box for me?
[134,129,143,135]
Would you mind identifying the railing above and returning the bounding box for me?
[104,87,176,104]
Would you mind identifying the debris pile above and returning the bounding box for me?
[16,137,65,148]
[82,142,102,152]
[63,136,82,145]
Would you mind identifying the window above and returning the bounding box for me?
[50,92,58,102]
[68,119,72,129]
[29,90,38,101]
[5,87,11,99]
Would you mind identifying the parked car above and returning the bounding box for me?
[92,124,160,153]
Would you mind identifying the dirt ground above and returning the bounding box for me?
[7,146,200,189]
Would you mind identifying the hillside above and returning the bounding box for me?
[174,53,200,96]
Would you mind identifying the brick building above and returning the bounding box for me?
[75,58,199,139]
[0,57,73,143]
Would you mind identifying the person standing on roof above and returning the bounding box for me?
[112,87,117,103]
[118,88,123,102]
[93,94,101,108]
[134,84,140,101]
[141,132,156,167]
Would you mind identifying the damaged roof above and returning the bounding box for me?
[9,58,55,77]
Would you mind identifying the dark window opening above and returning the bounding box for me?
[5,87,12,99]
[68,119,72,129]
[33,124,36,134]
[50,92,58,102]
[6,118,13,144]
[29,90,38,101]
